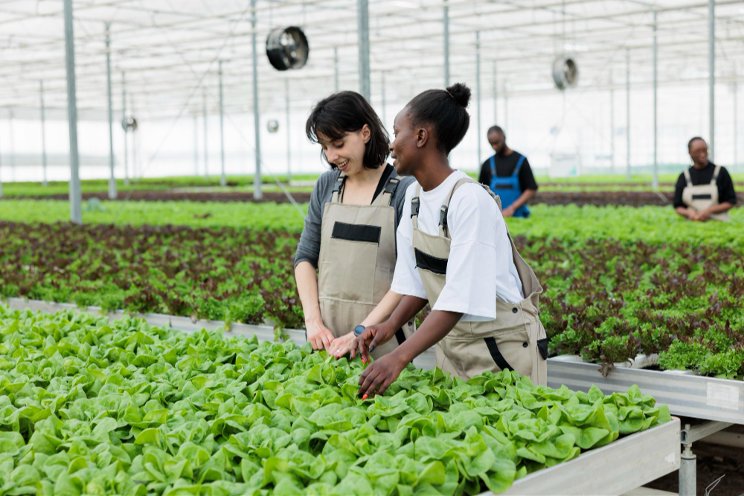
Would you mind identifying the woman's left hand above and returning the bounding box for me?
[328,333,356,358]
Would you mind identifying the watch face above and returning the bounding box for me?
[354,325,365,336]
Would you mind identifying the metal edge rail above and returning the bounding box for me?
[496,417,681,496]
[548,356,744,424]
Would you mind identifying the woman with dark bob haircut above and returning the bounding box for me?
[293,91,414,359]
[353,83,548,397]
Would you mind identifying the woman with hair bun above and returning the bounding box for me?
[353,83,548,397]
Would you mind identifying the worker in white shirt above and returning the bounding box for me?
[353,83,548,398]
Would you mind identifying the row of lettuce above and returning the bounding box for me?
[0,203,742,379]
[0,308,670,495]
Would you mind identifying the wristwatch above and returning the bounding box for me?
[353,324,366,337]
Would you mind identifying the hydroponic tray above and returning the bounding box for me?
[548,356,744,424]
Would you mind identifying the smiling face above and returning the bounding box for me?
[390,108,420,177]
[317,125,370,176]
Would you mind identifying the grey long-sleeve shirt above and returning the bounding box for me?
[294,165,414,268]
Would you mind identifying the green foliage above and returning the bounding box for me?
[0,307,669,495]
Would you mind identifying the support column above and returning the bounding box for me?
[105,23,117,199]
[202,88,209,177]
[193,113,199,175]
[63,0,82,224]
[475,31,482,163]
[734,77,738,169]
[708,0,715,160]
[610,84,615,173]
[381,72,386,125]
[652,11,658,191]
[40,81,48,186]
[218,60,226,187]
[251,0,262,200]
[443,0,450,86]
[334,47,339,93]
[285,78,291,182]
[492,62,498,124]
[121,72,129,186]
[357,0,371,100]
[625,48,631,180]
[9,111,15,182]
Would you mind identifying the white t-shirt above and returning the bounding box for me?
[391,170,524,321]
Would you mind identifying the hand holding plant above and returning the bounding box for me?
[357,350,408,398]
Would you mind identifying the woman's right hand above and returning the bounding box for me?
[305,317,335,351]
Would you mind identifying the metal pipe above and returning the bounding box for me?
[105,23,117,199]
[652,10,658,191]
[333,47,339,93]
[251,0,262,200]
[9,110,15,181]
[63,0,82,224]
[610,85,615,173]
[193,113,199,175]
[357,0,371,100]
[734,77,738,169]
[202,88,208,177]
[0,125,3,198]
[40,80,48,186]
[443,0,450,86]
[285,78,291,182]
[121,71,129,186]
[492,61,498,124]
[218,60,226,187]
[625,48,631,180]
[381,71,386,126]
[708,0,715,160]
[476,31,482,163]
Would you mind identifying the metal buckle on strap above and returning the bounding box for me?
[439,205,448,229]
[411,197,420,217]
[331,175,345,194]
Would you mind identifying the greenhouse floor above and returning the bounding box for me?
[646,435,744,495]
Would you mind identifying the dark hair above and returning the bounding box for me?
[687,136,706,151]
[305,91,388,169]
[405,83,471,154]
[487,125,504,137]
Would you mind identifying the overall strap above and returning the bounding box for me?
[683,169,692,187]
[711,165,721,184]
[439,178,473,237]
[330,174,346,203]
[513,154,526,176]
[489,155,496,177]
[381,176,400,206]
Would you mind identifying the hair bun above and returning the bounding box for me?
[446,83,471,108]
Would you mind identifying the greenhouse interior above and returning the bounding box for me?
[0,0,742,494]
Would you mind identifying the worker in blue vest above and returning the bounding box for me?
[478,126,538,218]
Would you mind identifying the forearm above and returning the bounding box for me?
[361,290,403,326]
[382,295,428,332]
[705,202,734,214]
[392,310,462,363]
[294,261,322,324]
[675,206,693,219]
[511,189,536,209]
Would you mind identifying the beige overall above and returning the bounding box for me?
[681,165,730,221]
[411,178,548,385]
[317,174,412,358]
